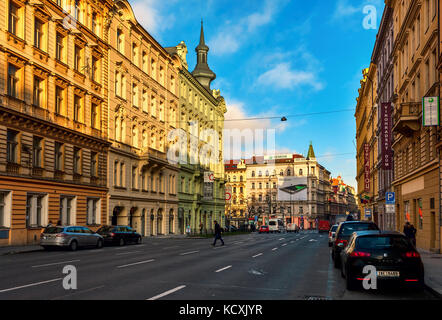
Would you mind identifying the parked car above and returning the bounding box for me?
[328,224,339,247]
[340,231,424,290]
[318,220,330,233]
[259,225,270,234]
[331,221,379,268]
[268,219,285,233]
[96,225,142,246]
[286,223,299,233]
[40,226,104,251]
[224,225,238,232]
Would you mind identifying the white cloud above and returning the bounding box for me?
[332,0,383,21]
[131,0,176,36]
[209,0,286,56]
[257,63,323,91]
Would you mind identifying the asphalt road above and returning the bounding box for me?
[0,231,438,300]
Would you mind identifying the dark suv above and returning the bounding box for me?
[96,225,142,246]
[331,221,379,268]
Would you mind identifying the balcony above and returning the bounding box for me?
[32,167,43,177]
[6,162,20,175]
[392,102,420,137]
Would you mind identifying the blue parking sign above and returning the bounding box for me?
[386,192,395,204]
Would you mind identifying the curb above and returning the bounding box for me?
[424,283,442,299]
[1,247,43,256]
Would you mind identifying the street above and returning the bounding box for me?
[0,231,437,300]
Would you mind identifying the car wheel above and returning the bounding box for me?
[69,240,78,252]
[96,239,103,249]
[119,238,125,246]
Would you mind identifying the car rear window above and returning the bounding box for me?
[97,226,113,233]
[43,227,64,234]
[269,221,276,226]
[357,235,412,250]
[340,223,378,236]
[331,225,338,232]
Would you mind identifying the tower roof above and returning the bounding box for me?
[192,20,216,91]
[196,20,209,51]
[307,142,316,159]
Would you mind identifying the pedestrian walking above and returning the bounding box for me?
[199,222,204,235]
[410,224,417,247]
[403,221,417,246]
[212,220,224,247]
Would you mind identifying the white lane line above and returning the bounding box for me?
[31,260,80,268]
[252,253,263,258]
[116,259,155,269]
[215,265,232,273]
[147,285,187,300]
[272,248,278,251]
[281,243,287,247]
[290,241,295,244]
[115,251,141,256]
[278,238,285,241]
[0,278,62,293]
[180,251,199,256]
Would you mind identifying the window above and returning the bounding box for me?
[151,59,156,79]
[33,76,43,107]
[132,125,138,148]
[91,103,99,129]
[26,194,47,228]
[132,166,137,189]
[151,96,156,117]
[74,45,82,72]
[120,163,125,187]
[265,170,269,176]
[73,147,81,174]
[418,198,423,229]
[90,152,98,177]
[86,198,100,225]
[251,171,255,177]
[280,170,283,176]
[0,192,12,228]
[60,196,75,226]
[54,142,64,171]
[132,43,138,66]
[33,136,43,168]
[258,171,262,177]
[299,169,303,176]
[142,51,148,73]
[55,86,64,115]
[7,64,19,98]
[34,18,44,49]
[9,1,21,36]
[142,89,148,113]
[114,161,118,186]
[252,183,255,189]
[56,33,64,61]
[132,84,139,108]
[6,129,18,164]
[287,169,291,176]
[91,56,99,82]
[74,95,82,122]
[116,29,124,53]
[91,12,99,35]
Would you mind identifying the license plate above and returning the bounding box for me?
[377,271,400,277]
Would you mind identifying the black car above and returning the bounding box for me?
[331,221,379,268]
[340,231,425,290]
[96,225,142,246]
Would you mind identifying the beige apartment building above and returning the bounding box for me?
[107,0,180,236]
[225,159,247,227]
[390,0,440,251]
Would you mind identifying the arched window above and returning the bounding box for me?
[287,169,291,176]
[265,170,269,176]
[259,182,262,189]
[258,171,262,177]
[280,170,284,176]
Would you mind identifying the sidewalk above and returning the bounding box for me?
[419,249,442,298]
[0,244,42,256]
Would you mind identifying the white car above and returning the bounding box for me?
[328,224,339,247]
[269,219,285,233]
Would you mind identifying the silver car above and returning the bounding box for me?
[328,224,339,247]
[40,226,104,251]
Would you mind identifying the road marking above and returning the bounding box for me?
[115,251,141,256]
[116,259,155,268]
[0,278,62,293]
[147,285,187,300]
[272,248,278,251]
[252,253,263,258]
[215,265,232,273]
[278,238,285,241]
[290,241,294,244]
[180,251,199,256]
[31,260,80,268]
[281,243,287,247]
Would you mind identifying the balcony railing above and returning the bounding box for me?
[393,102,421,137]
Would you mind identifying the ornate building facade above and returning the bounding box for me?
[0,0,112,245]
[107,0,180,236]
[166,23,227,234]
[225,159,247,227]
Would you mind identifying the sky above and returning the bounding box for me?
[129,0,384,191]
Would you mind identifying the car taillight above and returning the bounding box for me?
[404,279,419,282]
[335,239,348,246]
[350,251,371,257]
[402,251,420,258]
[329,231,332,237]
[110,233,115,237]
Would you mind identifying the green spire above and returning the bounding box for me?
[307,141,316,159]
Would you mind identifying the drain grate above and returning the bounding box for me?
[304,296,332,300]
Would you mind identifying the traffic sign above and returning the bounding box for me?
[386,192,395,204]
[385,204,395,214]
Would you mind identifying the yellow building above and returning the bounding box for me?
[225,159,247,227]
[0,0,112,245]
[389,0,440,252]
[106,0,180,236]
[355,64,378,223]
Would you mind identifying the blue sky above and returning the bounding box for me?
[130,0,383,190]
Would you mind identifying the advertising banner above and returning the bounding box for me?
[203,171,214,200]
[423,97,440,126]
[277,177,308,201]
[381,102,393,170]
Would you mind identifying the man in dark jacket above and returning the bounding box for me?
[403,222,417,246]
[212,221,224,246]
